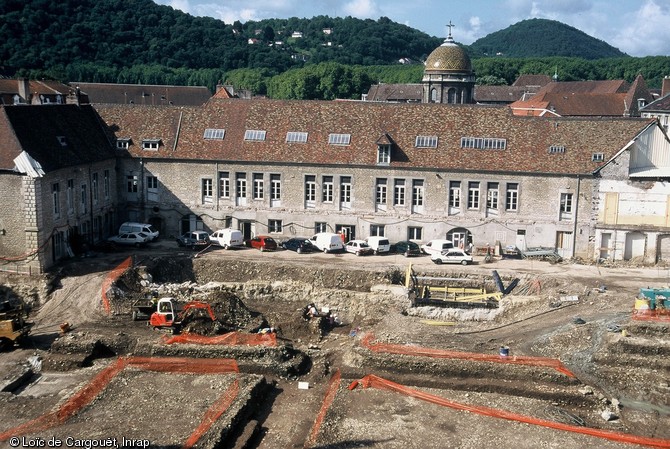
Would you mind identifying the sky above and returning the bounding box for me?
[152,0,670,57]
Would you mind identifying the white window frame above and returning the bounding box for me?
[253,173,264,200]
[486,182,499,210]
[219,172,230,198]
[415,135,438,148]
[142,140,160,151]
[467,181,480,209]
[328,133,351,145]
[202,178,213,204]
[315,222,327,233]
[268,219,283,233]
[449,181,461,209]
[244,130,266,141]
[560,192,573,218]
[408,226,422,240]
[203,128,225,140]
[460,137,507,150]
[506,183,519,212]
[236,174,247,199]
[92,173,99,204]
[116,139,130,150]
[286,131,308,143]
[376,178,387,208]
[394,179,406,206]
[67,179,74,214]
[127,175,138,194]
[80,183,87,214]
[549,145,565,154]
[370,224,385,237]
[411,180,424,207]
[147,175,159,202]
[377,145,391,165]
[340,176,352,207]
[103,170,110,200]
[322,176,334,203]
[592,153,604,162]
[52,183,60,218]
[270,174,281,201]
[305,175,316,203]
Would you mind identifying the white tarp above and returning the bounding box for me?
[13,151,44,178]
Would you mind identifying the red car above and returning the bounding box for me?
[245,235,278,251]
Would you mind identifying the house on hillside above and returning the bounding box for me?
[0,105,118,273]
[640,76,670,132]
[71,82,212,106]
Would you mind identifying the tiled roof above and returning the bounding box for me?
[642,93,670,112]
[0,105,116,171]
[510,92,630,116]
[474,85,529,103]
[366,84,422,102]
[539,80,629,94]
[512,75,552,88]
[71,82,212,106]
[95,98,653,176]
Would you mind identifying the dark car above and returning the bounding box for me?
[282,237,316,254]
[392,240,421,257]
[245,235,278,251]
[176,231,210,249]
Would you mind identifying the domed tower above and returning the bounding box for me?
[422,24,475,104]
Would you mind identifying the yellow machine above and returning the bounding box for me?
[0,298,32,350]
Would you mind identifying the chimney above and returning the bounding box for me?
[662,76,670,98]
[18,78,30,102]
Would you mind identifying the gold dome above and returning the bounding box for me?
[424,37,472,73]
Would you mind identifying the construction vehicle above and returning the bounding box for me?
[0,298,33,350]
[149,298,217,333]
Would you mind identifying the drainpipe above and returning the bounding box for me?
[571,175,581,259]
[173,111,183,152]
[139,159,145,221]
[88,165,94,245]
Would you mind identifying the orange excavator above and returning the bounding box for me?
[149,298,216,333]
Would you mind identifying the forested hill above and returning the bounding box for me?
[0,0,441,75]
[468,18,627,59]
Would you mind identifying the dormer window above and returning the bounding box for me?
[244,130,266,141]
[142,139,161,151]
[203,128,225,140]
[286,131,308,143]
[548,145,565,154]
[56,136,68,147]
[592,153,604,162]
[415,135,438,148]
[377,144,391,165]
[328,133,351,145]
[116,138,131,150]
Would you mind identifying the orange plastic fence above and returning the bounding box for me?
[349,374,670,449]
[360,333,575,377]
[163,331,277,347]
[100,256,132,314]
[0,356,240,445]
[632,309,670,322]
[182,378,240,449]
[304,369,341,449]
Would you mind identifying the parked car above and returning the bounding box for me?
[366,236,391,255]
[245,235,278,251]
[282,237,316,254]
[431,249,473,265]
[209,228,244,249]
[421,239,454,256]
[118,222,160,242]
[344,239,374,256]
[108,232,149,247]
[176,231,210,248]
[309,232,344,253]
[392,240,422,257]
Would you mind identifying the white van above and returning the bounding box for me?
[420,239,454,256]
[310,232,344,253]
[119,222,159,241]
[209,228,244,249]
[366,236,391,255]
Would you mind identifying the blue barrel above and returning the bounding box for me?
[499,346,509,357]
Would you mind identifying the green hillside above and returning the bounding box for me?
[467,18,627,59]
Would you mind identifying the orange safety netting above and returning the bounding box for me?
[349,374,670,449]
[0,356,240,444]
[163,331,277,347]
[304,369,341,449]
[360,333,575,378]
[632,309,670,322]
[100,256,132,314]
[182,378,240,449]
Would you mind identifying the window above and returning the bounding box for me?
[315,222,327,233]
[592,153,604,162]
[376,178,387,206]
[560,193,573,214]
[506,183,519,211]
[67,179,74,213]
[286,131,308,143]
[142,140,160,151]
[328,133,351,145]
[92,173,99,204]
[305,175,316,202]
[268,219,283,233]
[394,179,406,206]
[127,175,138,193]
[218,172,230,198]
[486,182,499,210]
[340,176,352,206]
[377,145,391,165]
[80,183,87,214]
[467,181,480,209]
[449,181,461,208]
[408,226,422,240]
[116,139,130,150]
[412,180,424,207]
[549,145,565,154]
[370,224,385,237]
[244,130,266,141]
[203,128,225,140]
[253,173,264,200]
[460,137,506,150]
[52,183,60,217]
[270,174,281,201]
[236,173,247,198]
[147,176,158,202]
[103,170,110,200]
[322,176,334,203]
[202,178,213,204]
[415,136,438,148]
